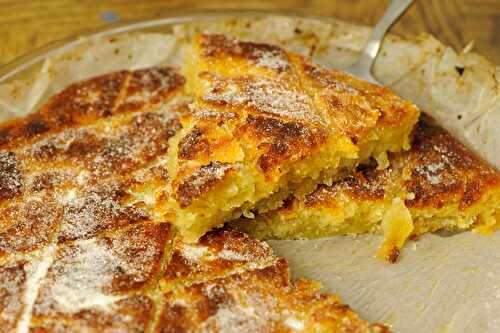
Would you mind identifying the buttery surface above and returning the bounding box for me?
[0,66,386,332]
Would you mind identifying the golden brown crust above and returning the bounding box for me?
[33,223,170,315]
[178,126,211,160]
[56,182,151,243]
[0,71,128,150]
[0,196,61,256]
[30,295,154,333]
[301,62,412,128]
[244,114,328,175]
[304,168,390,208]
[168,33,418,235]
[175,161,236,208]
[157,258,382,333]
[198,34,292,74]
[404,116,500,209]
[0,152,22,200]
[300,62,380,143]
[0,65,187,259]
[172,34,334,202]
[28,222,170,333]
[0,67,187,212]
[0,58,387,332]
[162,229,275,286]
[198,72,321,123]
[0,68,185,151]
[0,261,27,332]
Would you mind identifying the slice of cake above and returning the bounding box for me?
[235,116,500,262]
[0,66,388,332]
[166,34,419,242]
[157,228,389,333]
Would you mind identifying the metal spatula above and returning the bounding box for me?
[342,0,415,84]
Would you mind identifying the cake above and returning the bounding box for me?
[0,66,387,332]
[166,34,419,242]
[234,116,500,262]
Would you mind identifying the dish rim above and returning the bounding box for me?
[0,8,337,84]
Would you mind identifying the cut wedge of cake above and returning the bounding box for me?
[0,66,388,332]
[234,116,500,262]
[166,34,419,241]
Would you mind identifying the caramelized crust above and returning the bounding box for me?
[0,196,61,256]
[32,223,170,320]
[198,34,292,73]
[0,63,387,332]
[243,114,328,175]
[0,261,27,333]
[0,68,187,213]
[304,168,390,208]
[300,62,411,127]
[30,296,155,333]
[157,259,386,333]
[162,229,276,288]
[404,117,500,209]
[0,68,185,151]
[0,152,22,200]
[0,66,188,259]
[175,161,236,208]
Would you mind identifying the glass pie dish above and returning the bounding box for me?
[1,8,499,333]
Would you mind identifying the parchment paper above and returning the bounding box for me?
[0,15,498,333]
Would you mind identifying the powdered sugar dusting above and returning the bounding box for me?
[285,316,305,330]
[253,48,290,72]
[32,222,165,321]
[55,188,77,205]
[191,161,232,189]
[413,160,448,185]
[33,239,126,315]
[176,161,235,207]
[0,197,60,255]
[180,243,208,263]
[201,304,266,333]
[16,246,56,333]
[218,248,253,262]
[200,34,291,73]
[199,283,267,333]
[0,151,23,199]
[122,66,185,106]
[58,184,123,241]
[18,97,183,186]
[0,262,26,332]
[0,57,382,332]
[203,76,322,123]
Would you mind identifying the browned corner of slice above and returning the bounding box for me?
[165,33,420,242]
[404,115,500,212]
[235,114,500,262]
[156,227,389,333]
[0,67,186,151]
